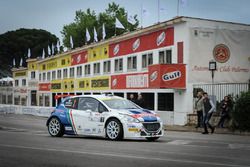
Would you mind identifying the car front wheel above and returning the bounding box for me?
[48,117,64,137]
[106,119,123,140]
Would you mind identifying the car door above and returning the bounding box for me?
[71,97,107,136]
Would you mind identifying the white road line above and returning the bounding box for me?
[0,144,249,167]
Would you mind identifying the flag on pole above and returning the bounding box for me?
[102,24,106,40]
[180,0,188,6]
[127,12,136,24]
[13,58,16,67]
[70,35,74,49]
[51,44,54,55]
[94,27,98,42]
[86,28,91,42]
[48,45,51,56]
[42,49,45,59]
[57,40,60,53]
[20,58,23,67]
[27,48,31,58]
[116,18,125,29]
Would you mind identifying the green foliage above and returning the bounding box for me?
[0,28,58,76]
[231,91,250,131]
[62,2,139,48]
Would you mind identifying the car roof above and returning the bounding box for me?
[67,94,124,101]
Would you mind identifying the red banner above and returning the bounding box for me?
[71,50,88,65]
[109,27,174,57]
[148,64,186,89]
[39,83,51,91]
[111,72,148,89]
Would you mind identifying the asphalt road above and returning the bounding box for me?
[0,113,250,167]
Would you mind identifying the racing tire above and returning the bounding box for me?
[48,117,64,137]
[106,118,123,141]
[146,137,159,142]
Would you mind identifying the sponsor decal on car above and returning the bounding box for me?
[128,128,140,132]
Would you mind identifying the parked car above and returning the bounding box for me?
[46,94,163,141]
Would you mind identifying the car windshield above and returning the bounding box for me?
[102,98,139,109]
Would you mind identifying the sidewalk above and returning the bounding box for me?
[164,125,250,136]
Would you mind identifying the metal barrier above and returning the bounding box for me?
[193,83,249,102]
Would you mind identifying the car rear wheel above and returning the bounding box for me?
[106,119,123,140]
[146,137,159,142]
[48,117,64,137]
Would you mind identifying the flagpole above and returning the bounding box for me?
[141,3,143,28]
[177,0,180,16]
[158,0,160,23]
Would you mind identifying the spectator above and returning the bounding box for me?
[217,96,232,128]
[202,92,216,134]
[194,91,204,128]
[129,93,137,104]
[136,93,145,108]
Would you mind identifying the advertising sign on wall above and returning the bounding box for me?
[39,83,51,91]
[109,27,174,57]
[148,64,186,89]
[71,50,88,66]
[111,73,148,89]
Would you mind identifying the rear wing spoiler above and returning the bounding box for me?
[54,94,75,100]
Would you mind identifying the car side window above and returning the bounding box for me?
[64,98,77,109]
[77,97,99,112]
[99,103,108,113]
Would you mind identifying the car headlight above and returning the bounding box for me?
[122,114,140,123]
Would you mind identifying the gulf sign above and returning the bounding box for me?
[148,64,186,89]
[109,27,174,57]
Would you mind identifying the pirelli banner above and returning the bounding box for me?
[189,28,250,83]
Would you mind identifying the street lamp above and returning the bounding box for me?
[209,59,217,106]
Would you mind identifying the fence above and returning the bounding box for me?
[193,83,249,102]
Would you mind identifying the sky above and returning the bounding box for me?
[1,0,250,42]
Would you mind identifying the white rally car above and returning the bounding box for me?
[46,94,163,141]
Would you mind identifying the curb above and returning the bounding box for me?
[164,125,250,136]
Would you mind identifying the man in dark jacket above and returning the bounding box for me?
[202,92,216,134]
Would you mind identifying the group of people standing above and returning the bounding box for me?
[194,91,233,134]
[129,93,146,108]
[194,91,216,134]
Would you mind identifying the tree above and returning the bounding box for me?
[0,29,58,76]
[61,2,139,48]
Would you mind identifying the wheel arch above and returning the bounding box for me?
[104,117,124,138]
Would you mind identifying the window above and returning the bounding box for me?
[43,73,46,81]
[142,53,153,68]
[47,72,51,81]
[64,98,77,109]
[127,56,137,70]
[77,66,82,77]
[77,97,99,112]
[93,63,100,75]
[70,67,75,78]
[114,58,123,72]
[84,64,91,75]
[103,60,111,73]
[22,79,26,86]
[159,50,172,64]
[57,70,62,79]
[31,71,36,79]
[52,71,56,80]
[15,80,19,86]
[63,69,68,78]
[158,93,174,111]
[39,73,42,81]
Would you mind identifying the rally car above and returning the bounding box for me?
[46,94,163,141]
